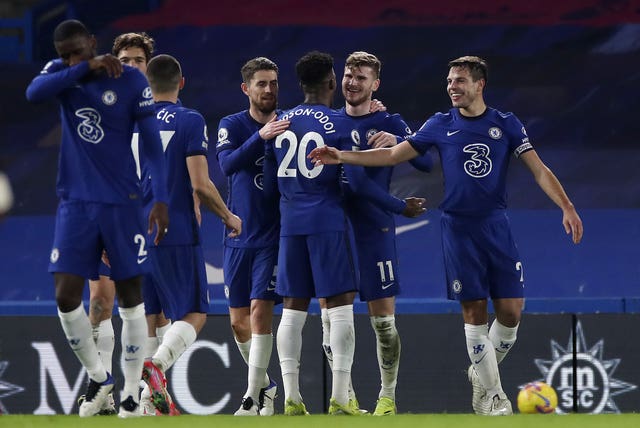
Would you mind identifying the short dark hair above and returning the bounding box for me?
[53,19,90,43]
[241,57,278,83]
[112,32,155,62]
[296,51,334,87]
[146,54,182,93]
[448,56,488,83]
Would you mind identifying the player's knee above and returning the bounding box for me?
[114,279,143,308]
[371,315,400,365]
[55,292,82,313]
[187,312,207,333]
[230,319,250,341]
[371,314,396,333]
[250,303,274,327]
[116,291,143,309]
[54,278,84,312]
[496,306,521,327]
[89,296,113,319]
[497,313,520,328]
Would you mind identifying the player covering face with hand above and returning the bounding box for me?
[80,31,166,416]
[26,19,169,418]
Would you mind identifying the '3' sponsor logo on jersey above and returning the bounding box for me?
[75,108,104,144]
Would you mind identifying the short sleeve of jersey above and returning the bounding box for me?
[386,113,413,138]
[407,114,442,155]
[183,110,209,157]
[504,113,534,158]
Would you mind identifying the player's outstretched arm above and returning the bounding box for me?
[308,145,342,165]
[309,140,418,167]
[520,150,583,244]
[367,131,398,149]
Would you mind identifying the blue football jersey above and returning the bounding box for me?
[339,109,413,231]
[216,110,279,248]
[26,59,166,204]
[138,101,208,246]
[265,104,354,236]
[408,107,533,215]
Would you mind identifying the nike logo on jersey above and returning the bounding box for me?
[382,282,395,290]
[137,257,147,264]
[447,130,461,136]
[267,279,276,291]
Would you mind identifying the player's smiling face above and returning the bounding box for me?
[342,65,380,108]
[117,46,148,73]
[244,69,278,114]
[447,66,483,109]
[55,34,96,67]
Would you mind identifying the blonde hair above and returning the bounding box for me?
[345,51,381,79]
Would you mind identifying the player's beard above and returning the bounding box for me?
[344,90,370,109]
[257,97,277,115]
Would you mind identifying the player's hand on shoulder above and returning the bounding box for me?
[88,54,123,78]
[259,115,291,141]
[402,197,426,218]
[308,145,341,166]
[224,213,242,238]
[369,99,387,113]
[368,131,397,149]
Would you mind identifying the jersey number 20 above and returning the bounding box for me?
[275,130,325,179]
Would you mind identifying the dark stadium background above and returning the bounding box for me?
[0,0,638,415]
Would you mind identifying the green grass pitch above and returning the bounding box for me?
[1,414,639,428]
